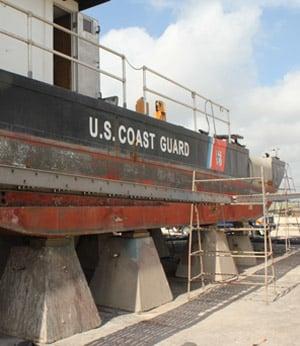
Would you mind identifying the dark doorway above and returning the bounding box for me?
[53,6,72,90]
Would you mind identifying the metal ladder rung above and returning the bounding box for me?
[190,250,204,256]
[190,227,203,231]
[190,273,204,282]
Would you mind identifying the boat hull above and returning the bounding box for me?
[0,69,280,236]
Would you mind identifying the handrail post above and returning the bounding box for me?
[143,66,147,114]
[210,102,217,136]
[227,110,231,143]
[261,166,269,304]
[122,55,127,108]
[27,11,33,78]
[192,91,197,132]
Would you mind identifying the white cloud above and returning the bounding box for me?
[225,0,300,8]
[100,1,300,186]
[235,71,300,163]
[101,2,260,123]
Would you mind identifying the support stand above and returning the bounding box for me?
[0,238,101,344]
[90,231,173,312]
[202,229,238,282]
[175,234,201,279]
[227,234,257,267]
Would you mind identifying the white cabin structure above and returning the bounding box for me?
[0,0,106,97]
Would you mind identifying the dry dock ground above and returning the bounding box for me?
[51,245,300,346]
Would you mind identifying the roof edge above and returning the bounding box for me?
[78,0,110,11]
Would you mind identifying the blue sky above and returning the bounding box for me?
[86,1,300,87]
[254,5,300,85]
[85,1,174,38]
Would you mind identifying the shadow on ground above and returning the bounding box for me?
[87,248,300,346]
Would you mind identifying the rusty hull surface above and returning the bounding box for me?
[0,129,268,237]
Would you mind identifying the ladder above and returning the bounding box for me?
[187,171,205,297]
[275,164,300,251]
[186,168,276,303]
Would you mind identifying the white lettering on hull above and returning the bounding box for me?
[160,136,190,157]
[89,116,190,158]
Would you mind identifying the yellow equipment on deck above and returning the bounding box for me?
[135,98,167,121]
[155,100,166,121]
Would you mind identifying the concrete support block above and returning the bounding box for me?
[76,234,100,283]
[175,237,200,279]
[227,234,257,267]
[150,229,170,258]
[0,236,25,280]
[90,233,173,312]
[0,238,101,344]
[0,237,11,280]
[203,230,238,282]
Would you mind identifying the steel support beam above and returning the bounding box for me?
[0,164,231,204]
[234,192,300,204]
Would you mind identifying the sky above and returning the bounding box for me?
[85,0,300,188]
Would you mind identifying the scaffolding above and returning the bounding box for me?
[272,164,300,251]
[187,171,205,298]
[187,167,276,303]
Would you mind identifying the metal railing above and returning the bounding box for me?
[0,0,231,139]
[0,0,127,106]
[143,66,231,137]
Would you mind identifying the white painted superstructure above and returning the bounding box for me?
[0,0,100,97]
[0,1,73,84]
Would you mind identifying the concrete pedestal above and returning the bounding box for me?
[203,230,238,282]
[150,229,170,258]
[227,234,257,267]
[175,237,201,279]
[0,237,12,280]
[0,238,101,344]
[176,230,238,282]
[90,232,173,312]
[76,235,100,283]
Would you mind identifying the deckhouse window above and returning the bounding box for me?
[53,6,72,90]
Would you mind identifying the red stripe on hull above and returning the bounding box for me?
[0,203,262,237]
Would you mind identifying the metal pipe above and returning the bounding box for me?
[146,87,229,124]
[194,176,262,183]
[145,65,230,112]
[146,87,193,111]
[0,0,124,59]
[143,66,147,114]
[27,12,33,78]
[192,92,197,131]
[194,92,230,112]
[227,110,231,142]
[145,66,192,94]
[261,167,269,304]
[0,29,123,83]
[122,56,127,108]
